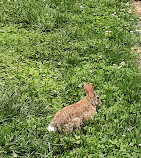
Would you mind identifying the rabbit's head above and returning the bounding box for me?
[84,83,101,107]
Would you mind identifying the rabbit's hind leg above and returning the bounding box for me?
[70,117,82,128]
[63,123,73,133]
[63,118,82,133]
[64,117,82,133]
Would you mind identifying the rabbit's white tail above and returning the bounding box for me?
[47,125,56,132]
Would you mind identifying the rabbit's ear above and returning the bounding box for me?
[84,83,89,94]
[88,84,95,94]
[84,83,95,95]
[88,83,94,91]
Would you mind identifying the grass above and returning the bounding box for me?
[0,0,141,157]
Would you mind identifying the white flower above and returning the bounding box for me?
[121,9,125,11]
[136,30,141,34]
[129,143,134,146]
[128,10,132,14]
[89,70,93,74]
[117,66,122,69]
[120,62,125,66]
[105,30,112,33]
[125,2,130,6]
[118,62,125,69]
[122,135,126,137]
[13,152,18,158]
[105,30,112,36]
[80,6,83,8]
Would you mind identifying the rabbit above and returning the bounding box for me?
[47,83,101,133]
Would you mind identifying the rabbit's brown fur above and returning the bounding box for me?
[48,83,101,133]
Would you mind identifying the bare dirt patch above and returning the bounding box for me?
[132,1,141,68]
[133,1,141,15]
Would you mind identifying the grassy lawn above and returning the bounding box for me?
[0,0,141,157]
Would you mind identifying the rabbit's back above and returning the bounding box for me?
[49,100,96,132]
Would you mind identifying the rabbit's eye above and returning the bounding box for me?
[96,96,99,99]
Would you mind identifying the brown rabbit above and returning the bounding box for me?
[47,83,101,133]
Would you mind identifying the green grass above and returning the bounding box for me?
[0,0,141,157]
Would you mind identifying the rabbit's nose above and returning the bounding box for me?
[99,100,102,106]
